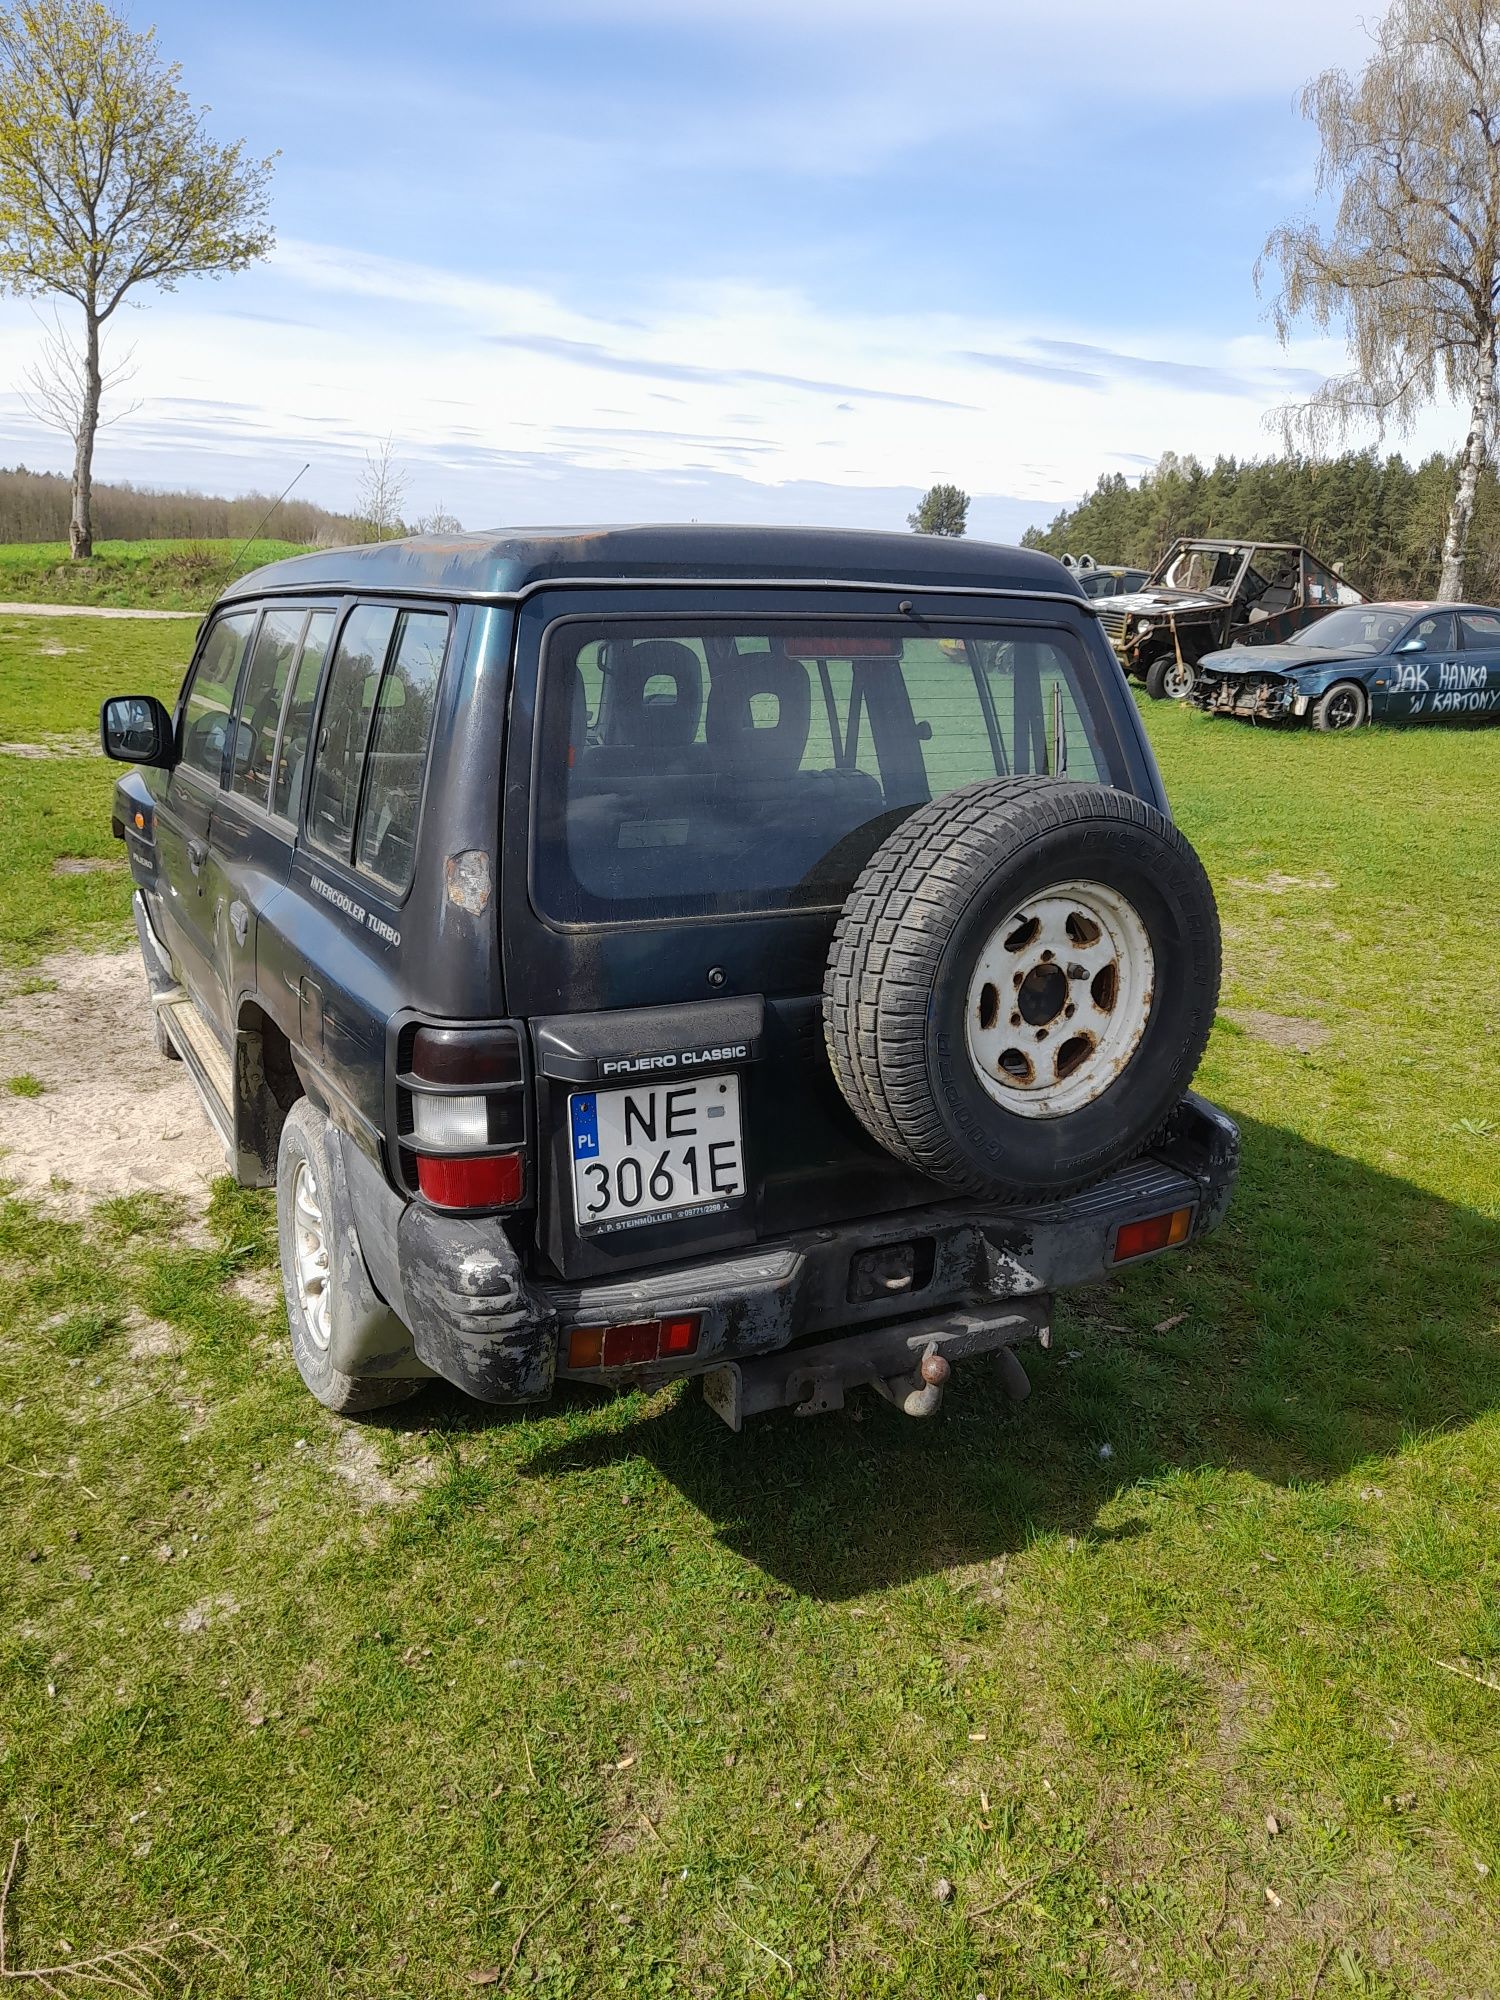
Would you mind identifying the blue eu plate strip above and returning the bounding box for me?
[570,1093,599,1160]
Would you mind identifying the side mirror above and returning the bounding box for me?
[1394,636,1425,654]
[100,694,175,767]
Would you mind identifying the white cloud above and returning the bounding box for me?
[0,231,1464,537]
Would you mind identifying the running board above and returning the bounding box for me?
[156,991,235,1169]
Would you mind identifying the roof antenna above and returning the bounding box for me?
[219,462,311,599]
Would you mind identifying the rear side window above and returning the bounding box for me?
[180,612,256,782]
[1460,610,1500,648]
[229,607,306,807]
[355,611,448,890]
[304,604,449,888]
[272,611,337,822]
[306,606,397,859]
[536,617,1124,923]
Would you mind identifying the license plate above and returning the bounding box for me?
[569,1076,745,1233]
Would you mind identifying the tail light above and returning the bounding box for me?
[1112,1206,1193,1263]
[396,1022,528,1213]
[566,1314,701,1371]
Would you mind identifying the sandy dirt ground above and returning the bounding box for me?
[0,949,225,1214]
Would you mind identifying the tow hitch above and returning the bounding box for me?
[701,1300,1048,1431]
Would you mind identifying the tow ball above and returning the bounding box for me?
[869,1342,951,1418]
[700,1302,1047,1431]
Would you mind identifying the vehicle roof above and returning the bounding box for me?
[1354,599,1484,614]
[219,523,1087,604]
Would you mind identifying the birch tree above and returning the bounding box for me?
[0,0,274,556]
[1259,0,1500,600]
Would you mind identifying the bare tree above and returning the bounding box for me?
[19,306,140,475]
[0,0,274,556]
[413,503,464,535]
[354,436,409,542]
[1259,0,1500,599]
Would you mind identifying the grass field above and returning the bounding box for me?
[1,610,1498,1997]
[0,539,309,611]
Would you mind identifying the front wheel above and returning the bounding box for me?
[276,1100,424,1415]
[1144,653,1198,701]
[1311,681,1368,732]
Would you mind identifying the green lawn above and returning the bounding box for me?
[0,538,309,611]
[1,618,1497,1996]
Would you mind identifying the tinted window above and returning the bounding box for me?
[537,619,1123,923]
[305,606,396,859]
[1408,612,1457,651]
[180,612,256,782]
[272,612,336,822]
[354,610,447,890]
[1459,610,1500,648]
[229,608,305,806]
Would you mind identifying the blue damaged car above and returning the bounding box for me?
[1190,601,1500,731]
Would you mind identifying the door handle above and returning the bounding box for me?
[187,838,206,875]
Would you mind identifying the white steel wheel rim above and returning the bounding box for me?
[1164,659,1195,698]
[964,879,1156,1119]
[291,1159,333,1352]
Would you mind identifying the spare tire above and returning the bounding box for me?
[822,777,1220,1202]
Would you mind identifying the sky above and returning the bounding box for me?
[0,0,1471,540]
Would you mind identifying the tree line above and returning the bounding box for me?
[0,463,363,547]
[1019,448,1500,601]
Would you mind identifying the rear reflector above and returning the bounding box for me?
[1112,1206,1193,1263]
[567,1313,702,1372]
[416,1150,524,1210]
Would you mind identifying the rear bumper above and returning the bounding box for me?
[349,1094,1238,1406]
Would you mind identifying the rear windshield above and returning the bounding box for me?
[532,617,1129,923]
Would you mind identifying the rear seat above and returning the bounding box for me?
[566,644,891,901]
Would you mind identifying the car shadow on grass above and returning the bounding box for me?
[514,1111,1500,1600]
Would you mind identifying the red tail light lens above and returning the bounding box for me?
[566,1313,702,1371]
[1112,1206,1193,1263]
[602,1322,660,1367]
[416,1151,524,1210]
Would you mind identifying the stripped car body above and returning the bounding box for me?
[1097,538,1366,701]
[102,525,1237,1425]
[1191,601,1500,730]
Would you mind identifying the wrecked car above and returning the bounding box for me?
[1191,601,1500,730]
[101,525,1236,1427]
[1095,538,1366,701]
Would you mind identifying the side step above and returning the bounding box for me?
[155,991,235,1169]
[702,1299,1048,1430]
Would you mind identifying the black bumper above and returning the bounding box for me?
[348,1094,1238,1406]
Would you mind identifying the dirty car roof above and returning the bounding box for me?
[220,523,1086,603]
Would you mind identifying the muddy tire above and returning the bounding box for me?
[822,778,1220,1202]
[1144,653,1198,702]
[275,1099,423,1415]
[1311,681,1367,732]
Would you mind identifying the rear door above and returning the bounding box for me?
[501,589,1152,1282]
[1454,609,1500,717]
[209,604,339,1039]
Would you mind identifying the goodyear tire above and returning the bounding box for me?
[276,1100,424,1415]
[822,778,1220,1202]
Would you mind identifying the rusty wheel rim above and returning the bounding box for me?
[965,880,1155,1118]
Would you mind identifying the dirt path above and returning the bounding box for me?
[0,950,225,1214]
[0,601,198,620]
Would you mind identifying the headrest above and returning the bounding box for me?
[608,639,704,749]
[705,650,812,776]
